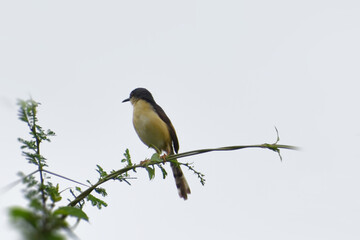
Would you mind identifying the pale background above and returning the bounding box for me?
[1,1,360,239]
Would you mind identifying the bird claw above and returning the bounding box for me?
[160,154,167,164]
[140,159,151,166]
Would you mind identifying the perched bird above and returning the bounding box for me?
[123,88,191,200]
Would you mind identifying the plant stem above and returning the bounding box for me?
[31,119,46,211]
[68,142,297,207]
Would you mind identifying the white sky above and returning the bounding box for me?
[1,1,360,239]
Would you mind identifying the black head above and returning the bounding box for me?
[122,88,156,103]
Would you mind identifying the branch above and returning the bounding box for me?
[168,143,298,161]
[68,142,297,207]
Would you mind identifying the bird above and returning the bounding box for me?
[122,88,191,200]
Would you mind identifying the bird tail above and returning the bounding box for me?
[170,161,191,200]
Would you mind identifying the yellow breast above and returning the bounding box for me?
[132,99,171,153]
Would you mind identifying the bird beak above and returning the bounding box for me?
[122,98,130,103]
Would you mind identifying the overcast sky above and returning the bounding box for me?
[1,1,360,239]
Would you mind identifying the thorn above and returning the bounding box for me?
[276,149,283,162]
[274,126,280,144]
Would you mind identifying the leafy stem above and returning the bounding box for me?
[68,140,297,207]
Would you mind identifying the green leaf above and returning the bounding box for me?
[146,166,155,180]
[9,207,38,227]
[86,194,108,209]
[46,183,62,203]
[96,165,108,178]
[53,206,89,221]
[150,153,162,162]
[157,164,168,179]
[121,149,133,166]
[94,187,107,197]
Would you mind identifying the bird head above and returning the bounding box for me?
[122,88,156,105]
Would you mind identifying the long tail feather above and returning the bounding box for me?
[170,161,191,200]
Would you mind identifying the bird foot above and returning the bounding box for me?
[160,154,167,163]
[140,159,151,166]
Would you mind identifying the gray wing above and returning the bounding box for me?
[153,103,179,153]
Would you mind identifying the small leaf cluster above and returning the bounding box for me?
[148,153,168,180]
[137,153,169,180]
[17,99,55,167]
[181,162,206,186]
[9,174,89,240]
[70,186,108,210]
[115,148,137,183]
[9,99,88,240]
[68,149,140,211]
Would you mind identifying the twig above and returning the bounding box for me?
[167,143,298,161]
[0,170,39,194]
[68,142,298,207]
[42,169,90,188]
